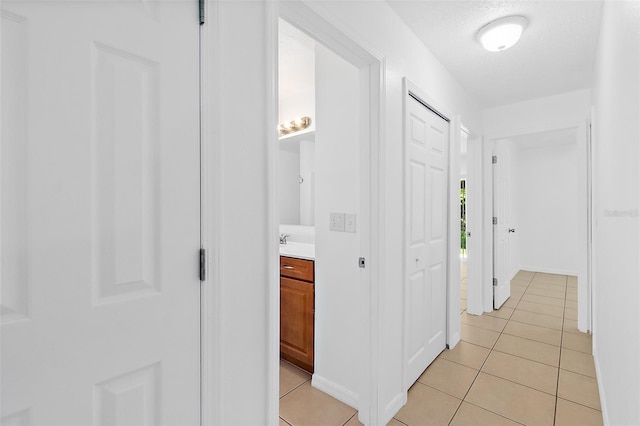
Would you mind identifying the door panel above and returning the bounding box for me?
[404,94,449,387]
[1,1,200,424]
[493,140,512,309]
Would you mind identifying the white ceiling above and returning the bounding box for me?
[387,0,604,107]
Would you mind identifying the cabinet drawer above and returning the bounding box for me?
[280,256,314,282]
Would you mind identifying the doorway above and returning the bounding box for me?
[488,128,588,319]
[272,4,383,424]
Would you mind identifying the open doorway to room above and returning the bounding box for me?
[273,8,382,424]
[487,127,589,325]
[460,127,469,315]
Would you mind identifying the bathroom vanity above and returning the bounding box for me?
[280,255,314,373]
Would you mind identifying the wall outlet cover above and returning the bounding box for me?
[345,213,356,233]
[330,212,345,231]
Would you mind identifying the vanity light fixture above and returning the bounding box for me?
[477,16,528,52]
[279,116,311,137]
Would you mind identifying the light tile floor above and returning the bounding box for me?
[279,270,602,426]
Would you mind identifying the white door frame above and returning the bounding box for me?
[274,3,384,423]
[586,114,594,334]
[200,1,384,424]
[465,129,484,316]
[401,78,461,395]
[481,124,591,329]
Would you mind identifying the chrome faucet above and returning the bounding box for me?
[279,234,290,245]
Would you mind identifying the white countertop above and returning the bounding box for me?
[279,242,315,261]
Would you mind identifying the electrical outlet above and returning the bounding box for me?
[345,213,357,233]
[329,212,345,231]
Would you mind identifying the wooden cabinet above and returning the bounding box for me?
[280,256,314,373]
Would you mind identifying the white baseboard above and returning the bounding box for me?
[382,392,406,425]
[311,374,359,410]
[592,344,610,425]
[518,265,578,277]
[448,332,460,348]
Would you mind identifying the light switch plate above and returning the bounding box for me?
[330,212,345,231]
[345,213,356,233]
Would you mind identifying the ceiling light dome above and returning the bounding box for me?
[477,16,528,52]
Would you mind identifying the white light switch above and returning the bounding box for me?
[345,213,357,233]
[330,213,345,231]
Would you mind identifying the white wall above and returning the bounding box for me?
[483,90,591,139]
[591,1,640,424]
[208,1,484,423]
[511,131,579,275]
[300,3,482,421]
[203,2,272,424]
[507,141,520,279]
[312,41,361,406]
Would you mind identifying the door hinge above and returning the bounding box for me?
[199,0,205,25]
[493,278,498,286]
[199,248,206,281]
[492,155,497,164]
[359,257,366,268]
[493,217,498,225]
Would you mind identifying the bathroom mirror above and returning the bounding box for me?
[279,132,315,226]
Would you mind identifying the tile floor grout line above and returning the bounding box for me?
[556,395,603,413]
[477,369,561,398]
[507,317,564,332]
[279,377,312,400]
[558,365,598,379]
[446,321,489,423]
[552,274,569,426]
[448,273,535,426]
[457,400,528,426]
[450,300,511,425]
[487,344,561,368]
[391,417,410,426]
[279,416,293,426]
[341,412,358,426]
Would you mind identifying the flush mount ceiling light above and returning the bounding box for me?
[477,16,528,52]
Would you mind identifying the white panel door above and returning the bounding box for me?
[1,1,201,425]
[404,94,449,387]
[493,140,512,309]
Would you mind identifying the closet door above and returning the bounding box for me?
[404,94,449,387]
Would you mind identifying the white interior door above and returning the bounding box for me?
[493,140,512,309]
[1,1,201,425]
[465,131,482,315]
[404,93,449,387]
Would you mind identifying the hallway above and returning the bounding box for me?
[279,270,602,425]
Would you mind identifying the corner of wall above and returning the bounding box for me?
[382,391,407,426]
[311,374,359,410]
[592,343,610,425]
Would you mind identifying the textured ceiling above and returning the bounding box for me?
[387,0,604,107]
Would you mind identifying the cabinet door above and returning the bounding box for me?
[280,277,314,372]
